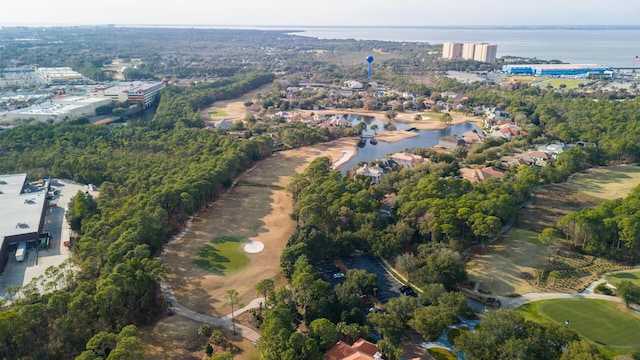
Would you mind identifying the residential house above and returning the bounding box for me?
[343,80,364,89]
[438,136,465,150]
[213,118,233,130]
[536,143,571,156]
[459,166,505,183]
[355,164,384,184]
[519,151,551,166]
[461,130,485,145]
[440,91,465,100]
[390,152,425,168]
[500,155,525,168]
[423,99,436,109]
[323,338,382,360]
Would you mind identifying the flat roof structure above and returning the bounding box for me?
[502,64,614,77]
[0,174,46,240]
[0,174,48,269]
[35,67,86,84]
[7,96,111,123]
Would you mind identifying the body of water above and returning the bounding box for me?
[337,114,481,173]
[286,26,640,68]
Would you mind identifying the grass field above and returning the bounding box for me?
[510,76,587,89]
[606,269,640,288]
[194,236,249,275]
[208,109,228,117]
[427,348,457,360]
[532,78,587,89]
[565,165,640,200]
[162,137,359,317]
[520,299,640,353]
[419,112,444,120]
[467,228,550,295]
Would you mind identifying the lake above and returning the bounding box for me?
[337,114,481,173]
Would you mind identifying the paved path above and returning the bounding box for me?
[161,280,263,343]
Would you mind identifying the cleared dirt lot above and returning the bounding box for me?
[162,138,359,316]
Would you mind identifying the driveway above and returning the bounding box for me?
[341,254,404,303]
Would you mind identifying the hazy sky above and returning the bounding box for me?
[1,0,638,27]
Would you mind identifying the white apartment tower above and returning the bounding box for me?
[442,42,462,60]
[473,43,498,63]
[461,43,477,60]
[442,42,498,63]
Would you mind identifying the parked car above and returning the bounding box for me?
[358,294,370,302]
[400,285,417,297]
[333,272,345,279]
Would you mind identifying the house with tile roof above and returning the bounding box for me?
[323,339,382,360]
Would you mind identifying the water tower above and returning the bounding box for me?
[366,55,374,80]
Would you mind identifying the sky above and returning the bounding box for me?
[0,0,638,27]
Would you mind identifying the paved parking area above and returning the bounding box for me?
[313,260,345,287]
[341,254,403,303]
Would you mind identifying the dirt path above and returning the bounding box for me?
[162,137,359,317]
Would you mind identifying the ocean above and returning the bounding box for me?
[280,26,640,68]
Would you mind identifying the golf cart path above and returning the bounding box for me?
[161,280,264,343]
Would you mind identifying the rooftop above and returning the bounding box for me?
[0,174,46,243]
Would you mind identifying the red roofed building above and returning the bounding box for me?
[323,338,382,360]
[460,166,505,183]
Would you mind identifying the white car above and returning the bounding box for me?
[333,272,345,279]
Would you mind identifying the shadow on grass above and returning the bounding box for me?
[193,236,247,275]
[610,273,639,280]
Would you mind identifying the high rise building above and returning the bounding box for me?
[474,43,498,63]
[442,42,462,60]
[461,43,477,60]
[443,42,498,63]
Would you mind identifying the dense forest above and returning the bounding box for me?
[0,74,279,357]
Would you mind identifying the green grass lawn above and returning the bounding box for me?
[606,269,640,288]
[419,112,444,120]
[567,165,640,200]
[427,348,457,360]
[194,236,249,275]
[522,299,640,352]
[208,109,228,116]
[531,78,587,89]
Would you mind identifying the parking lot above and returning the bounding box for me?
[341,253,404,303]
[0,179,91,300]
[313,260,345,287]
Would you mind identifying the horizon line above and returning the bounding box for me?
[2,23,640,29]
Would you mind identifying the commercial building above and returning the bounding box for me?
[7,96,112,123]
[442,42,498,63]
[0,174,48,271]
[124,81,166,109]
[442,42,462,60]
[35,67,87,85]
[502,64,615,77]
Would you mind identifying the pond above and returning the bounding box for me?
[336,114,481,173]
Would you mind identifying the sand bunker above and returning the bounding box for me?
[243,240,265,253]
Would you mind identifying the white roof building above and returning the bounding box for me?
[7,96,112,123]
[0,174,47,270]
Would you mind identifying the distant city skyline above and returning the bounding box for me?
[0,0,638,27]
